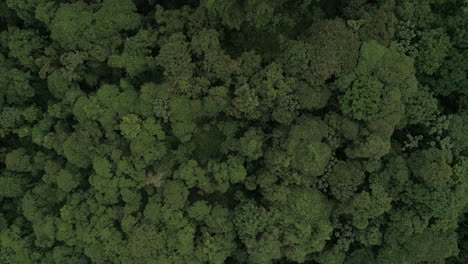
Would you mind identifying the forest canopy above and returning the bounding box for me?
[0,0,467,263]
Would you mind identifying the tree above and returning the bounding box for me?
[156,33,193,87]
[50,0,141,61]
[287,118,331,177]
[5,148,32,172]
[0,1,466,263]
[120,114,141,139]
[108,29,158,77]
[301,19,361,85]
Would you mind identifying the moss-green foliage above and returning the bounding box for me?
[301,18,361,85]
[0,1,466,263]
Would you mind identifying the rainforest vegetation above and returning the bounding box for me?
[0,0,467,263]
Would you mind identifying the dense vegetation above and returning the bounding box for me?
[0,0,467,263]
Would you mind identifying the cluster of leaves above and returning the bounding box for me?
[0,0,466,263]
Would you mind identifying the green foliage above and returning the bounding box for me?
[238,128,264,161]
[56,169,80,193]
[108,29,157,77]
[350,184,392,229]
[427,48,468,96]
[339,40,411,123]
[0,173,27,198]
[169,96,198,142]
[340,75,386,121]
[404,85,438,125]
[50,0,141,61]
[0,1,466,263]
[294,80,331,111]
[302,18,361,85]
[4,27,44,68]
[415,28,451,75]
[327,161,365,201]
[0,68,34,104]
[287,118,331,177]
[130,131,167,165]
[5,148,32,172]
[200,0,311,31]
[156,33,193,83]
[119,114,141,139]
